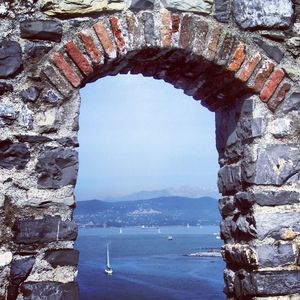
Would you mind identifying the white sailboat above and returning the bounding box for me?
[104,244,113,275]
[158,228,161,234]
[119,228,123,234]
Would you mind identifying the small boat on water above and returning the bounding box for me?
[104,244,113,275]
[158,228,161,234]
[186,223,190,228]
[119,228,123,234]
[167,235,173,240]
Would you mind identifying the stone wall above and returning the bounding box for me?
[0,0,299,299]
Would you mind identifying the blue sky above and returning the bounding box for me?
[75,74,219,200]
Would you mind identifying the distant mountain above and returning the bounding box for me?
[74,196,220,228]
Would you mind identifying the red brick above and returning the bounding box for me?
[78,32,102,64]
[171,14,180,34]
[52,52,81,88]
[237,52,261,82]
[251,60,275,93]
[109,17,126,55]
[227,42,246,72]
[260,68,285,102]
[93,22,116,58]
[179,15,193,49]
[64,41,93,76]
[160,10,172,48]
[267,82,291,111]
[206,26,222,61]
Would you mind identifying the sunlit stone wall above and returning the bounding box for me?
[0,0,299,299]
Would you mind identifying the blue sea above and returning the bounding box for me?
[76,226,225,300]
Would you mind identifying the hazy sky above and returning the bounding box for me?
[74,74,219,200]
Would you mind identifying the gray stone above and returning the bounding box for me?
[218,165,242,194]
[235,213,257,238]
[219,196,236,216]
[253,145,300,186]
[18,105,33,129]
[35,148,78,189]
[270,118,293,138]
[279,92,300,114]
[20,282,79,300]
[214,0,229,23]
[224,268,235,295]
[234,192,255,211]
[256,243,295,267]
[57,137,79,148]
[0,104,16,119]
[220,217,236,241]
[162,0,213,14]
[142,12,156,47]
[20,87,40,102]
[43,90,61,104]
[24,43,52,59]
[233,0,293,29]
[0,82,13,95]
[253,37,284,63]
[10,257,35,284]
[13,216,78,244]
[44,249,79,268]
[237,118,264,140]
[20,20,62,42]
[255,211,300,240]
[0,40,22,78]
[254,190,300,206]
[0,140,30,170]
[129,0,154,10]
[16,135,52,143]
[224,244,257,268]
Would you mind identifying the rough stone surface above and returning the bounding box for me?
[253,145,300,186]
[0,252,13,268]
[254,191,300,206]
[44,249,79,268]
[35,148,78,189]
[13,216,78,244]
[129,0,154,10]
[0,140,30,170]
[279,92,300,114]
[162,0,213,14]
[20,282,79,300]
[20,20,62,42]
[256,243,295,267]
[10,257,35,284]
[0,41,22,78]
[20,87,40,102]
[233,0,293,29]
[214,0,229,23]
[18,105,33,129]
[253,37,284,63]
[218,165,242,194]
[0,104,16,120]
[0,82,13,95]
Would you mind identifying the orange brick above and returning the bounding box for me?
[52,52,81,88]
[160,10,172,48]
[109,17,126,55]
[251,60,275,93]
[260,68,285,102]
[206,26,222,61]
[267,82,291,111]
[78,32,102,64]
[237,52,261,82]
[93,22,116,58]
[227,42,246,72]
[64,41,93,76]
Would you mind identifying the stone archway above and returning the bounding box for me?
[0,1,300,299]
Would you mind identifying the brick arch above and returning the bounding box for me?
[0,2,300,300]
[40,12,290,112]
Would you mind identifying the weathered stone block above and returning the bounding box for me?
[19,105,33,129]
[235,213,257,239]
[44,249,79,268]
[20,20,62,42]
[129,0,154,10]
[279,92,300,114]
[270,118,293,138]
[219,196,236,216]
[218,165,242,194]
[221,216,236,241]
[162,0,213,14]
[10,257,35,284]
[35,148,78,189]
[20,87,40,102]
[237,118,265,140]
[0,140,30,170]
[233,0,293,29]
[20,282,79,300]
[223,244,257,268]
[253,190,300,206]
[13,216,77,244]
[0,40,22,78]
[0,82,13,95]
[253,145,300,186]
[214,0,229,23]
[234,192,255,211]
[256,243,295,267]
[0,104,16,120]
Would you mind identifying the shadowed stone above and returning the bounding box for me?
[20,282,79,300]
[254,191,300,206]
[20,20,62,42]
[44,249,79,268]
[233,0,293,29]
[10,257,35,284]
[13,216,78,244]
[35,148,78,189]
[0,140,30,170]
[215,0,229,23]
[0,82,13,95]
[279,92,300,114]
[253,37,284,63]
[0,40,22,78]
[20,87,40,102]
[129,0,154,10]
[218,165,242,194]
[162,0,213,14]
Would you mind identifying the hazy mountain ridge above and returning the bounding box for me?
[74,196,219,227]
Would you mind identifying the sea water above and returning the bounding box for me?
[76,226,225,300]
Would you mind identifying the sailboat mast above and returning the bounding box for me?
[106,244,110,268]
